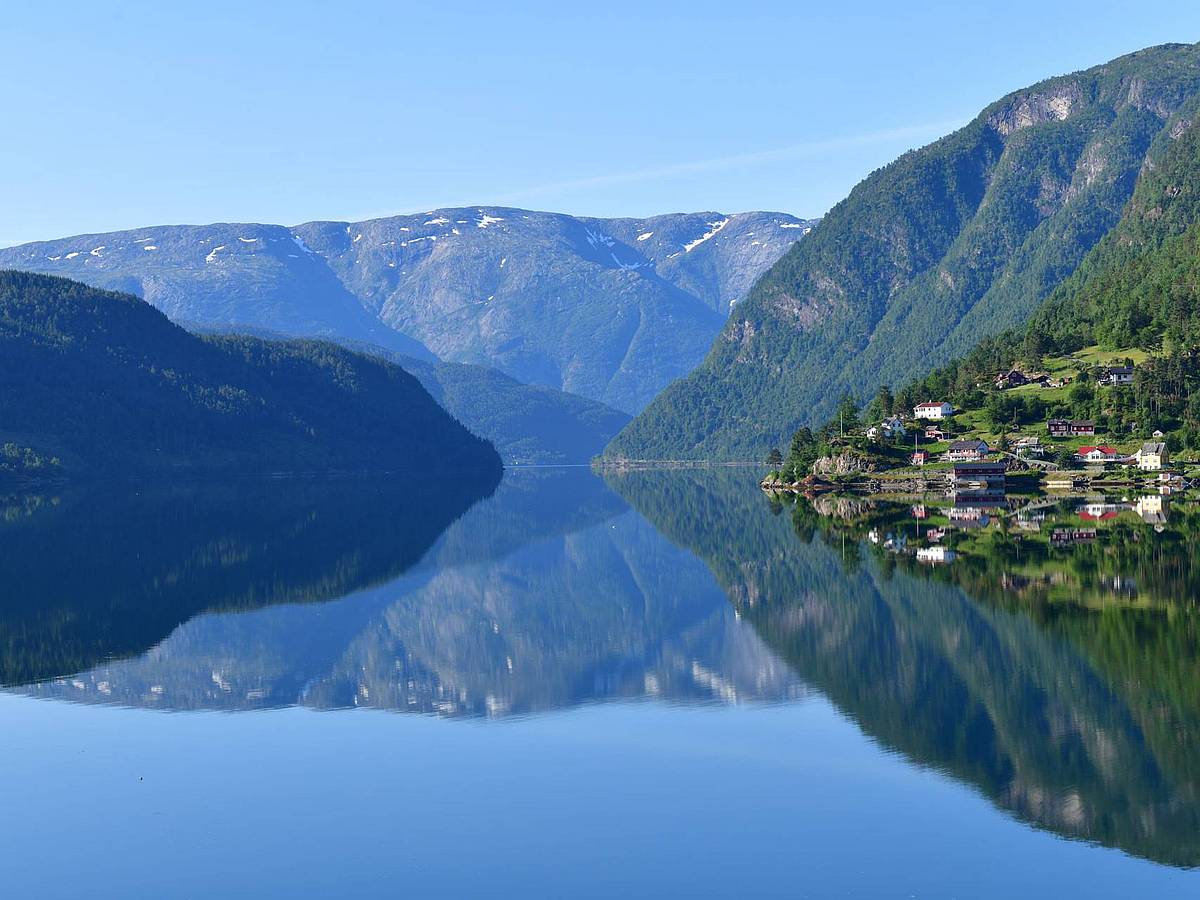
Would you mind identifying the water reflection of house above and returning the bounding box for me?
[916,546,956,564]
[1078,501,1127,521]
[1051,527,1097,546]
[950,517,989,530]
[1106,575,1139,596]
[1016,509,1045,531]
[952,460,1007,501]
[948,505,990,529]
[1158,473,1188,494]
[911,504,928,520]
[1000,572,1031,590]
[1134,494,1168,526]
[869,529,907,552]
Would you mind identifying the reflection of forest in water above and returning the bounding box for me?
[792,489,1200,609]
[1,469,804,717]
[0,471,501,686]
[605,469,1200,869]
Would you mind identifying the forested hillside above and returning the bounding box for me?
[0,271,502,478]
[193,323,631,465]
[608,43,1200,460]
[876,115,1200,450]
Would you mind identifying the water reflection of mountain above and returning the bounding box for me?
[605,469,1200,869]
[10,468,805,716]
[847,493,1200,608]
[0,471,500,685]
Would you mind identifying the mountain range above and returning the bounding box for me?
[607,42,1200,460]
[0,208,812,416]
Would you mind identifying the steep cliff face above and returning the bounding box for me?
[0,208,812,414]
[609,43,1200,459]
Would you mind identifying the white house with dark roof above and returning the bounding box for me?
[1099,365,1134,386]
[866,416,907,441]
[914,401,953,421]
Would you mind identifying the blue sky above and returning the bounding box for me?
[3,1,1199,245]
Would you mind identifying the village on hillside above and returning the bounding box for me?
[762,350,1198,572]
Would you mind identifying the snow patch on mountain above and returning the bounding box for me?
[683,219,729,253]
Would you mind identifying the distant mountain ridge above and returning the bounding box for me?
[0,207,812,414]
[607,42,1200,459]
[191,322,631,466]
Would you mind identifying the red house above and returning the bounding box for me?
[1048,419,1095,437]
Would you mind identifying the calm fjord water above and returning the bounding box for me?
[1,468,1198,898]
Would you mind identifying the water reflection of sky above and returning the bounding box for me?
[3,694,1195,899]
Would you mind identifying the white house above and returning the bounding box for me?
[914,401,954,421]
[916,546,956,564]
[1136,441,1168,471]
[1099,365,1135,386]
[1015,437,1045,458]
[867,416,907,441]
[1077,445,1122,464]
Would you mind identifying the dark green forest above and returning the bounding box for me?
[0,271,502,478]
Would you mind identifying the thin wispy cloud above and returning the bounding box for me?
[492,119,968,203]
[360,118,967,219]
